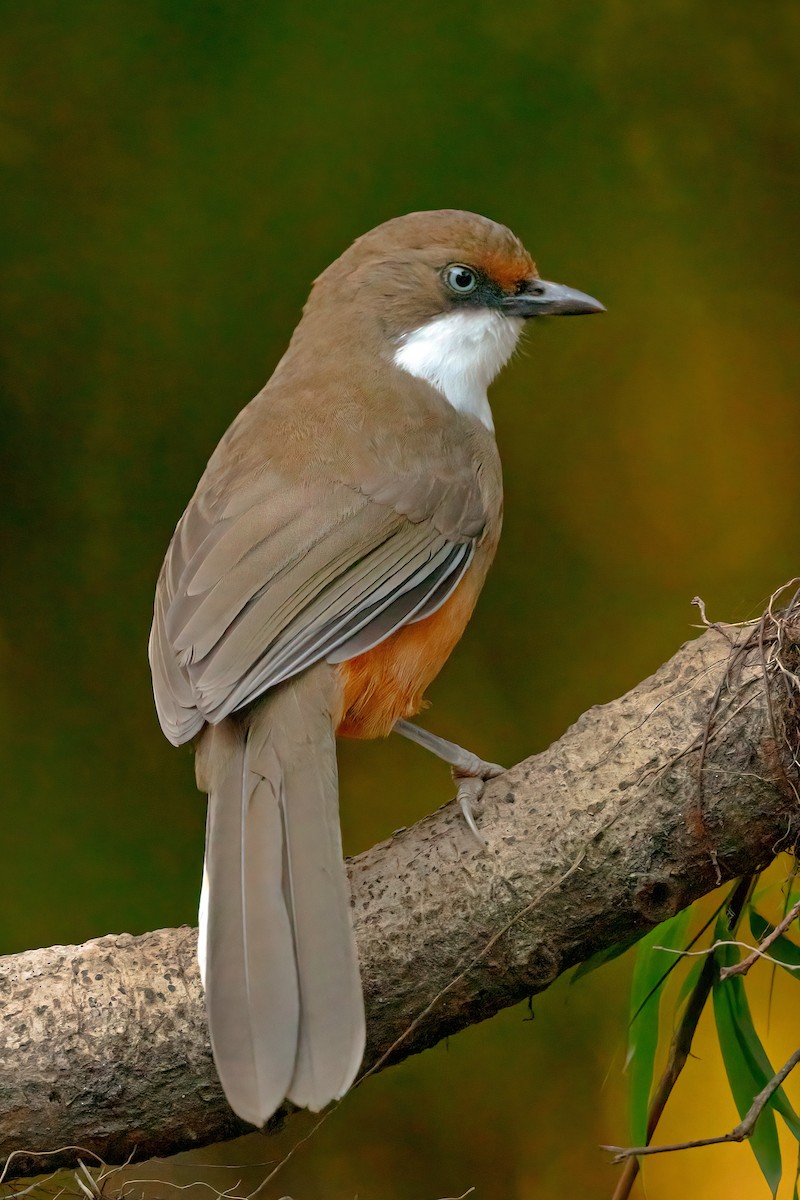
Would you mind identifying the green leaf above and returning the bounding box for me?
[719,940,800,1142]
[675,953,705,1011]
[673,894,732,1011]
[713,938,782,1195]
[627,910,691,1144]
[750,911,800,979]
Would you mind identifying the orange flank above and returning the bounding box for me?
[336,563,485,739]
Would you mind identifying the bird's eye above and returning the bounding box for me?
[444,265,478,295]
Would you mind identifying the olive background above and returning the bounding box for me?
[2,2,800,1197]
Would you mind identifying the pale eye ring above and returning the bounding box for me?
[444,264,478,295]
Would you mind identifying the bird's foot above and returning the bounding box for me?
[392,719,504,844]
[453,759,504,845]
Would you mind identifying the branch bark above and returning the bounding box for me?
[2,613,799,1179]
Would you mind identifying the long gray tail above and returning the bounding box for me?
[195,662,365,1126]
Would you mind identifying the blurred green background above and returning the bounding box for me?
[2,1,799,1197]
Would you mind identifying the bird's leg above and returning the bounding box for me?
[393,719,505,843]
[393,719,505,777]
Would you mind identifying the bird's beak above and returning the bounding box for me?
[502,279,605,318]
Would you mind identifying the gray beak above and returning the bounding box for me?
[502,279,605,318]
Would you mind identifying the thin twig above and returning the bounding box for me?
[0,1149,104,1189]
[654,937,800,971]
[719,897,800,980]
[690,596,743,643]
[604,1045,800,1161]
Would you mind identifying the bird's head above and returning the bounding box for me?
[301,210,604,428]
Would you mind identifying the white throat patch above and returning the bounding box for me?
[393,309,523,431]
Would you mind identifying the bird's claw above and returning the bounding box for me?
[457,776,487,845]
[452,758,506,846]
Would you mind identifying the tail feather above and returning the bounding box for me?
[198,663,365,1126]
[260,684,365,1108]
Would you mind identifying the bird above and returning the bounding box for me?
[148,209,603,1127]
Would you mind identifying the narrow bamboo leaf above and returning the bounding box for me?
[627,910,691,1145]
[672,895,732,1010]
[722,954,800,1142]
[624,897,727,1025]
[750,911,800,977]
[747,911,800,1143]
[713,940,782,1195]
[676,954,705,1011]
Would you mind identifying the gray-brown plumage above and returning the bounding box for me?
[149,210,603,1126]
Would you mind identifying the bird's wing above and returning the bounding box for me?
[150,461,485,746]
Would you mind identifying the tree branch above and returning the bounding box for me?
[2,610,800,1179]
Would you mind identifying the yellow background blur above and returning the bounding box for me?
[2,2,799,1197]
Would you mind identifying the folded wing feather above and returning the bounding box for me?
[150,470,481,746]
